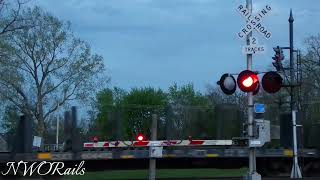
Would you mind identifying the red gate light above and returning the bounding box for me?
[136,134,146,141]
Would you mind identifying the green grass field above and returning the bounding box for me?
[67,168,247,180]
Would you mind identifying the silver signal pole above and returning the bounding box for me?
[245,0,260,179]
[291,110,302,178]
[246,0,254,174]
[289,9,302,179]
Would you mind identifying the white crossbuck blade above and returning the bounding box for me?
[237,4,272,39]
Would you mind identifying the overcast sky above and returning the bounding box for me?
[30,0,320,92]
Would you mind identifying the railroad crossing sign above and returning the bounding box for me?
[237,4,272,40]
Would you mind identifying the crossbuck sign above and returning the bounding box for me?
[237,4,272,40]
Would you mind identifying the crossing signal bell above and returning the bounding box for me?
[217,73,236,95]
[237,70,259,93]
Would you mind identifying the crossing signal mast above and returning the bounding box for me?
[220,2,284,178]
[218,7,301,179]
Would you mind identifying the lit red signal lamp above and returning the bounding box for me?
[136,134,146,141]
[242,76,255,87]
[134,134,148,146]
[237,70,259,93]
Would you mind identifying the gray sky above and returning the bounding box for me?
[30,0,320,92]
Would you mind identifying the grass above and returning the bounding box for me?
[67,168,247,180]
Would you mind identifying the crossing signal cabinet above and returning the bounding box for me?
[250,119,271,147]
[232,119,271,147]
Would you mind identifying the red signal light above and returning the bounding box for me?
[136,134,146,141]
[137,135,144,141]
[242,76,254,87]
[237,70,259,93]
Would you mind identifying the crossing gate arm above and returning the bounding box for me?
[83,140,233,148]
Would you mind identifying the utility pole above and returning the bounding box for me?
[245,0,260,179]
[289,9,302,179]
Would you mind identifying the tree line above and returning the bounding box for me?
[86,84,245,141]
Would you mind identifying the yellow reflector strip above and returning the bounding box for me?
[284,149,293,157]
[163,154,176,158]
[121,155,134,159]
[37,153,52,160]
[206,154,219,157]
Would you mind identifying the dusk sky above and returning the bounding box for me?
[30,0,320,92]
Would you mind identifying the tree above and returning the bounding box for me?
[1,105,19,133]
[301,35,320,101]
[0,0,29,36]
[0,7,107,138]
[294,35,320,145]
[167,83,211,139]
[122,87,167,139]
[93,87,167,140]
[206,85,246,111]
[94,87,126,140]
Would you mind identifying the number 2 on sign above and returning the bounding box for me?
[250,37,257,45]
